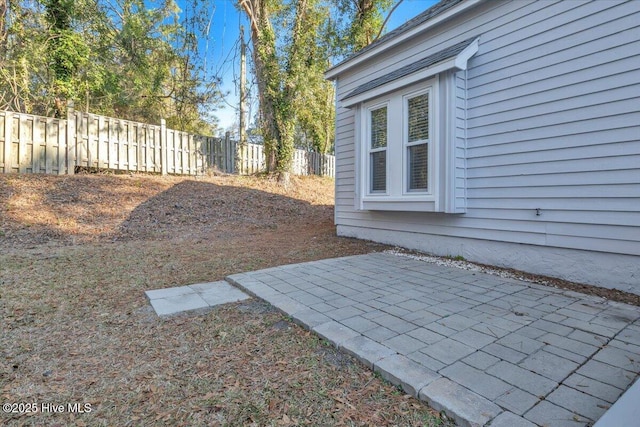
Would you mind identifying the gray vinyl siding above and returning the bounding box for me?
[333,0,640,257]
[454,70,467,212]
[335,105,357,218]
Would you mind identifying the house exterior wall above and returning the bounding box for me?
[333,0,640,292]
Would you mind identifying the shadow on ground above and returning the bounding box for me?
[0,174,335,248]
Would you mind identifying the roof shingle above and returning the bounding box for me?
[342,37,476,100]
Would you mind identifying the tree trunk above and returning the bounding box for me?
[239,0,279,173]
[239,0,303,182]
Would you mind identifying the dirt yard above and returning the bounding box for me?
[0,172,453,427]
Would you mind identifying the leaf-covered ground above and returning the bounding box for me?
[0,172,452,427]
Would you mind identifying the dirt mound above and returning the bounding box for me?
[0,173,335,248]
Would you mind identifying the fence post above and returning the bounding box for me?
[232,138,237,174]
[207,137,213,170]
[224,131,231,173]
[17,115,27,173]
[160,119,167,176]
[235,135,243,175]
[235,133,246,175]
[86,113,95,170]
[56,117,65,175]
[66,101,76,175]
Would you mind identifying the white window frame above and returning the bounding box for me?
[367,102,389,195]
[403,87,433,196]
[358,78,440,212]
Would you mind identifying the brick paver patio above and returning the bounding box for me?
[225,252,640,427]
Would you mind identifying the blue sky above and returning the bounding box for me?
[180,0,440,131]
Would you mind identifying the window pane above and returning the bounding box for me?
[370,107,387,149]
[408,143,428,191]
[408,93,429,143]
[371,151,386,192]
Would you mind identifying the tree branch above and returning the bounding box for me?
[238,0,259,35]
[373,0,404,42]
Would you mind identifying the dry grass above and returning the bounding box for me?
[0,172,451,427]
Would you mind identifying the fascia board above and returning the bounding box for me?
[454,37,479,70]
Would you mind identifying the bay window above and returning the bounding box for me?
[340,37,478,214]
[357,79,440,212]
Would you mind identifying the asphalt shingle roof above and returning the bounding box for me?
[342,37,476,100]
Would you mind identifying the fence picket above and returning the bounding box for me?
[105,118,113,170]
[5,113,13,173]
[33,117,43,173]
[17,115,27,173]
[137,123,143,172]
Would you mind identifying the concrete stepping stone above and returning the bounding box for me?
[145,280,250,316]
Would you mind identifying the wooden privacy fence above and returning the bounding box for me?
[0,109,335,177]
